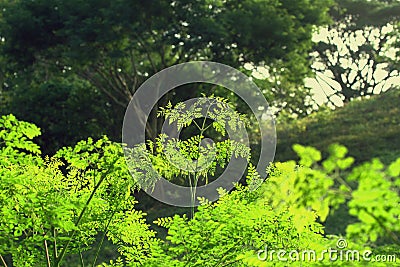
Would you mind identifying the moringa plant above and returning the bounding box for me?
[125,95,252,217]
[0,114,153,266]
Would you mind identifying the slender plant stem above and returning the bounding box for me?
[53,228,57,263]
[189,108,210,218]
[214,243,239,267]
[0,255,8,267]
[365,209,400,244]
[192,174,198,217]
[334,168,352,192]
[92,209,117,266]
[44,239,51,267]
[188,173,195,218]
[79,248,85,267]
[192,174,198,218]
[192,120,201,131]
[55,163,115,266]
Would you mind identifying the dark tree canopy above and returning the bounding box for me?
[331,0,400,27]
[0,0,333,147]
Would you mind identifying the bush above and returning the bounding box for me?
[0,96,399,266]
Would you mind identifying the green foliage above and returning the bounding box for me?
[0,114,41,157]
[0,0,333,69]
[1,98,399,266]
[145,185,329,266]
[128,96,252,218]
[285,143,399,245]
[265,144,354,225]
[0,115,153,266]
[106,209,156,266]
[108,142,399,266]
[2,76,120,154]
[346,158,400,243]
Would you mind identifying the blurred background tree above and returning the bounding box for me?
[0,0,333,152]
[309,0,400,107]
[3,75,120,154]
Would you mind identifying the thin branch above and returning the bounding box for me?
[94,63,128,100]
[214,243,241,267]
[128,49,140,94]
[192,120,201,131]
[78,71,127,107]
[78,248,85,267]
[44,239,51,267]
[53,228,58,262]
[364,209,400,244]
[92,209,117,267]
[55,161,117,266]
[0,255,8,267]
[135,34,158,73]
[160,44,167,68]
